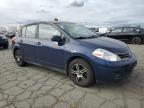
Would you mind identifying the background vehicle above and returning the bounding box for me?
[0,32,9,49]
[13,22,137,87]
[89,28,99,32]
[102,27,144,44]
[5,32,16,39]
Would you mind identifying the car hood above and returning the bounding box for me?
[77,37,129,54]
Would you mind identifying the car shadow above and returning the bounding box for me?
[21,63,132,89]
[94,79,130,88]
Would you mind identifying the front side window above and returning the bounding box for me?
[26,25,37,38]
[39,24,61,40]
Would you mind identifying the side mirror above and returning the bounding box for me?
[51,35,62,42]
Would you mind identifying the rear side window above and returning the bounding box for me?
[26,25,37,38]
[134,28,140,33]
[39,24,61,40]
[123,28,134,33]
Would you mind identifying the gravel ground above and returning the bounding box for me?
[0,44,144,108]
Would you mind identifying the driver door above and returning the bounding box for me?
[35,23,65,69]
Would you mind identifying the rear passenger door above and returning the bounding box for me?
[122,27,138,42]
[19,24,37,62]
[106,28,123,40]
[36,23,65,69]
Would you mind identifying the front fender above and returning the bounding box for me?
[12,43,21,55]
[65,52,95,75]
[69,53,92,61]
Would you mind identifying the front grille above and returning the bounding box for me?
[117,53,130,60]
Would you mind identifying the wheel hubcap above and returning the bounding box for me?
[71,64,88,82]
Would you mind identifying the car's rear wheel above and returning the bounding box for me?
[14,49,26,66]
[68,58,94,87]
[132,37,142,44]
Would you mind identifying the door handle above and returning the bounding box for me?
[36,42,41,45]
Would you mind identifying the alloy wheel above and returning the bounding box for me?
[15,50,23,64]
[71,63,88,82]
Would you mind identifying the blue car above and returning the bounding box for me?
[13,22,137,87]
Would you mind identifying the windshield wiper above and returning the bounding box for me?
[74,35,99,39]
[74,37,87,39]
[86,35,99,39]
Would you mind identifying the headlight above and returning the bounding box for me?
[92,48,121,61]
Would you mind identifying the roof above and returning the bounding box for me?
[21,21,75,27]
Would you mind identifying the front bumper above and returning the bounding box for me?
[90,53,137,83]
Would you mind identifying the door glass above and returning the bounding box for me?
[111,28,122,33]
[39,24,61,40]
[123,28,134,33]
[26,25,37,38]
[134,28,140,33]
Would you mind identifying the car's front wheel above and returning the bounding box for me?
[68,58,94,87]
[132,36,142,44]
[14,49,27,66]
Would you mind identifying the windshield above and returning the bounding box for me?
[56,22,99,39]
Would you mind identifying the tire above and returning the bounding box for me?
[132,37,142,44]
[68,58,94,87]
[14,49,27,66]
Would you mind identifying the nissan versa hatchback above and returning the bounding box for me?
[13,22,137,87]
